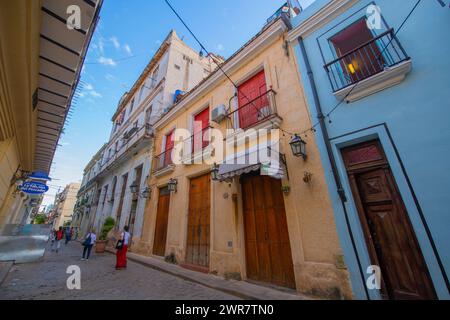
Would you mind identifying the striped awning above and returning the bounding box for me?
[218,163,261,180]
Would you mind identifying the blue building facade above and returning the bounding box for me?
[288,0,450,299]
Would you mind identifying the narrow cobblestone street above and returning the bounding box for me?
[0,242,240,300]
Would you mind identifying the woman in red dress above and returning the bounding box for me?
[116,226,130,270]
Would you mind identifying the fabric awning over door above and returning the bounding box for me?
[217,163,261,180]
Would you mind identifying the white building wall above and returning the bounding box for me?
[89,30,217,241]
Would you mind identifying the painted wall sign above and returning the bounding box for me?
[20,182,49,195]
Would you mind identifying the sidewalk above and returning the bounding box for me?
[0,262,13,286]
[108,248,310,300]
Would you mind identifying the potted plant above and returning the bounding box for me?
[95,217,115,253]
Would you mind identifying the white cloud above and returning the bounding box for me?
[105,74,116,82]
[110,37,120,50]
[80,83,102,99]
[124,44,132,56]
[98,37,105,55]
[89,90,102,98]
[216,44,224,51]
[98,56,117,66]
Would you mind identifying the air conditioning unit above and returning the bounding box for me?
[212,104,227,123]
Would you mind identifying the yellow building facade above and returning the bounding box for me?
[134,18,352,299]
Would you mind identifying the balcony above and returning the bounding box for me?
[152,147,175,177]
[98,124,154,176]
[324,28,411,102]
[181,126,214,165]
[227,89,282,132]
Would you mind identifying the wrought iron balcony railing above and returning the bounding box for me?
[153,147,175,173]
[179,125,214,164]
[99,123,153,173]
[324,28,410,92]
[227,89,278,130]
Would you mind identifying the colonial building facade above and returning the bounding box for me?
[53,183,80,229]
[133,17,353,299]
[88,30,219,244]
[288,0,450,300]
[72,144,107,238]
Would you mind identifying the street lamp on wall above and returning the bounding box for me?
[141,187,151,199]
[129,182,139,194]
[211,163,220,181]
[290,134,307,160]
[168,178,178,193]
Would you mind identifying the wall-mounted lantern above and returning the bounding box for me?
[141,187,151,199]
[10,167,30,188]
[129,181,139,194]
[211,163,220,181]
[290,134,307,160]
[168,178,178,193]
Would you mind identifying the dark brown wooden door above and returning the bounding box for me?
[342,141,436,300]
[186,174,211,268]
[241,174,296,289]
[153,187,170,257]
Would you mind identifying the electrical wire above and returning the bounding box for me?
[164,0,423,140]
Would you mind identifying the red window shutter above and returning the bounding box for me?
[238,70,268,129]
[193,108,210,151]
[164,130,174,166]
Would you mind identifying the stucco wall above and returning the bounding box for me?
[0,138,26,226]
[291,0,450,299]
[138,30,353,299]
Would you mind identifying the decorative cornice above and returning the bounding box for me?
[287,0,358,42]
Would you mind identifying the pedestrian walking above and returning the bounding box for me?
[64,227,72,245]
[50,229,56,249]
[81,229,96,261]
[52,227,64,253]
[115,226,131,270]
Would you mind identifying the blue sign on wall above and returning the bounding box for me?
[28,171,52,181]
[20,181,49,195]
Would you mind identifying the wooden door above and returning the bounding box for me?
[153,187,171,257]
[238,70,268,129]
[241,174,296,289]
[186,174,211,268]
[342,141,436,300]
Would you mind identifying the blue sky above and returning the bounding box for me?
[43,0,316,206]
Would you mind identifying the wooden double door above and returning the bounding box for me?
[342,140,436,300]
[241,174,296,289]
[153,187,170,257]
[185,174,211,269]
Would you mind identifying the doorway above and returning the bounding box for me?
[185,174,211,270]
[342,140,436,300]
[153,187,170,257]
[241,174,296,289]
